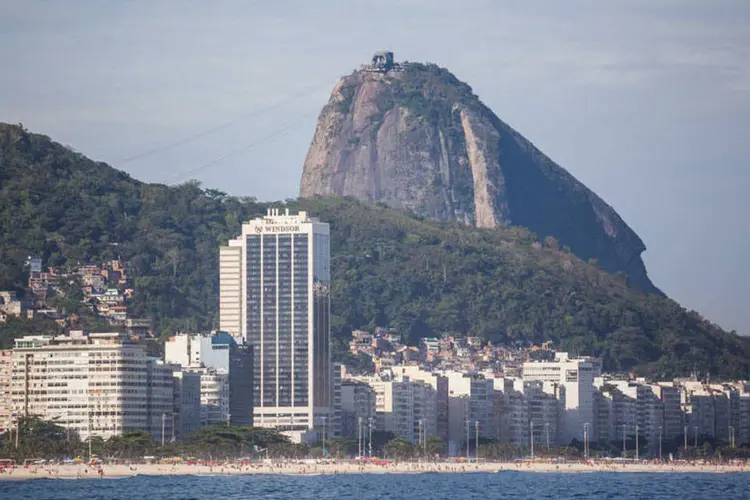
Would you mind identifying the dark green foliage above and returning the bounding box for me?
[424,435,447,457]
[0,123,263,336]
[384,437,414,460]
[182,424,297,458]
[0,417,303,460]
[1,123,748,377]
[325,437,358,458]
[0,316,62,349]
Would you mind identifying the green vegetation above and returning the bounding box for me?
[379,62,474,133]
[1,123,749,377]
[0,316,61,350]
[0,417,306,460]
[5,417,748,461]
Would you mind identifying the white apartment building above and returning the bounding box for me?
[681,381,716,439]
[354,373,437,445]
[594,377,662,455]
[656,382,683,442]
[340,380,377,439]
[491,378,522,446]
[164,332,254,427]
[10,331,173,441]
[443,372,494,455]
[220,209,331,441]
[731,382,750,446]
[709,384,731,442]
[395,366,449,439]
[0,350,12,431]
[522,352,600,444]
[489,377,560,449]
[199,368,229,427]
[524,379,562,450]
[595,379,637,447]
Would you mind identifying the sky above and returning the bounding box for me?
[1,0,749,334]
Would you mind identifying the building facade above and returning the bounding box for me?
[10,331,172,441]
[199,368,229,427]
[0,350,12,431]
[355,373,437,445]
[443,372,494,455]
[522,352,600,444]
[172,368,201,440]
[219,209,331,439]
[164,332,253,426]
[396,366,449,440]
[340,380,377,439]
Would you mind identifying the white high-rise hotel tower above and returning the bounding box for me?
[219,208,331,440]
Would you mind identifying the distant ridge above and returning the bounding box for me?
[1,122,748,377]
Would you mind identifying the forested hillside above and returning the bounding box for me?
[1,123,748,377]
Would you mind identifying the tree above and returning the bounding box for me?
[184,425,290,459]
[424,436,446,458]
[384,437,414,461]
[0,416,77,459]
[326,437,357,458]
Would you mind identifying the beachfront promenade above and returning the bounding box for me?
[1,460,749,480]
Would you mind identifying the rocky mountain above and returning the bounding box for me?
[300,56,658,293]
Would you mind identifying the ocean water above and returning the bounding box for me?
[1,472,747,500]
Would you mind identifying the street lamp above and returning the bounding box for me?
[322,416,327,456]
[418,419,423,456]
[465,419,470,459]
[368,417,374,457]
[545,423,550,451]
[622,424,627,456]
[729,426,735,448]
[12,415,20,449]
[358,417,363,458]
[475,420,479,462]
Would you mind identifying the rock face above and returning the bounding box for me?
[300,61,659,293]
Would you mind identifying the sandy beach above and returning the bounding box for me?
[1,460,748,480]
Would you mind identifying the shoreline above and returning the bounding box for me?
[2,461,750,481]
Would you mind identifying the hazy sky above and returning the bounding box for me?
[2,1,749,334]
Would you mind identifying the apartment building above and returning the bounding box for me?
[165,332,253,426]
[354,373,437,445]
[523,352,600,443]
[0,350,12,431]
[219,209,331,440]
[10,331,172,441]
[443,372,494,455]
[394,366,448,439]
[340,380,377,439]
